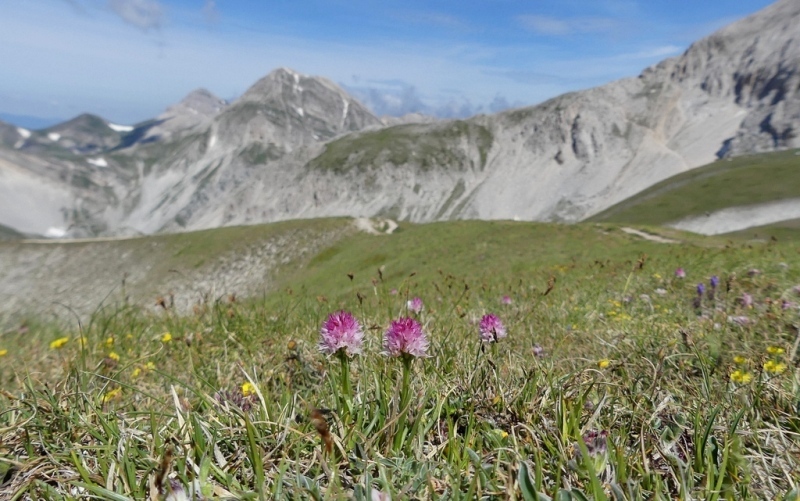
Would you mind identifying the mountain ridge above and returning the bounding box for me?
[0,0,797,238]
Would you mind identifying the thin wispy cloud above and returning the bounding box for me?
[203,0,220,25]
[392,10,471,31]
[517,15,620,36]
[108,0,165,31]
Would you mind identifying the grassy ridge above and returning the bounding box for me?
[1,220,799,499]
[590,149,800,226]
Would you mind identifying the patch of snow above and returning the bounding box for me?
[296,107,304,117]
[16,127,30,139]
[45,227,67,238]
[341,98,349,127]
[108,123,133,132]
[87,157,108,168]
[208,135,216,149]
[669,198,800,235]
[47,132,61,141]
[621,227,679,243]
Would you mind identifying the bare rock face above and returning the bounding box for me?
[121,88,227,147]
[648,0,799,156]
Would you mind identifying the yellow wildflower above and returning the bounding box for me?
[763,360,787,374]
[730,370,754,384]
[161,332,172,343]
[132,367,142,378]
[766,346,785,355]
[125,333,133,339]
[733,355,747,365]
[145,361,156,371]
[105,337,114,347]
[241,381,256,397]
[653,273,662,280]
[0,349,7,357]
[50,337,69,349]
[108,352,120,362]
[78,336,88,348]
[102,388,122,404]
[597,359,611,369]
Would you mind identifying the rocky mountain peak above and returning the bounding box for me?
[214,67,381,149]
[168,88,227,117]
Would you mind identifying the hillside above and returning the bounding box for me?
[2,217,799,499]
[1,217,687,325]
[589,148,800,234]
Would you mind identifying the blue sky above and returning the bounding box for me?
[0,0,776,127]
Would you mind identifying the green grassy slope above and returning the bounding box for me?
[590,149,800,225]
[2,219,799,499]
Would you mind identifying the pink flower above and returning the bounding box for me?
[738,293,753,308]
[319,311,364,356]
[383,317,429,358]
[501,295,513,305]
[675,268,686,278]
[407,297,424,314]
[479,314,507,342]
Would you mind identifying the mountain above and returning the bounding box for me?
[0,0,797,237]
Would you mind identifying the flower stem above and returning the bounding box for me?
[337,350,352,419]
[394,355,413,451]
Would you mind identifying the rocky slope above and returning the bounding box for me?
[0,0,797,236]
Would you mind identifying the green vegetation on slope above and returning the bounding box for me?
[1,220,799,499]
[590,148,800,225]
[308,120,493,174]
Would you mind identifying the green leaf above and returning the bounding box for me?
[518,461,546,501]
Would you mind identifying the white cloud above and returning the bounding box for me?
[108,0,164,31]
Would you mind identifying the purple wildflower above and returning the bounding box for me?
[501,295,513,305]
[319,311,364,356]
[479,314,507,343]
[532,344,545,358]
[739,293,753,308]
[675,268,686,279]
[407,297,424,314]
[696,283,706,296]
[383,317,429,358]
[710,276,720,289]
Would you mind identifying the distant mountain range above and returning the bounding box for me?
[1,0,797,238]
